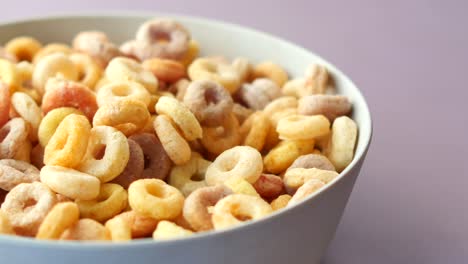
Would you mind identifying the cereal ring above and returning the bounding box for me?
[36,202,79,240]
[44,114,91,168]
[56,193,72,203]
[183,80,233,127]
[11,92,42,141]
[142,58,186,83]
[239,111,270,151]
[40,166,100,200]
[238,78,282,110]
[288,179,325,206]
[97,81,151,107]
[201,113,241,155]
[0,210,15,235]
[231,103,253,125]
[61,218,110,241]
[232,57,252,83]
[282,78,307,98]
[153,220,193,240]
[155,96,202,141]
[139,115,157,133]
[69,53,103,89]
[283,168,338,194]
[111,139,144,189]
[129,133,172,180]
[0,59,21,91]
[0,46,17,63]
[168,152,210,196]
[0,118,29,159]
[179,40,199,67]
[183,185,232,231]
[298,95,352,122]
[0,82,11,128]
[212,194,272,230]
[77,183,128,222]
[93,99,150,136]
[327,116,358,172]
[270,194,292,211]
[78,126,130,183]
[188,58,241,94]
[33,43,73,64]
[72,31,121,67]
[270,107,297,128]
[38,107,84,147]
[105,214,132,241]
[32,53,79,95]
[304,64,329,95]
[105,57,158,93]
[153,115,191,165]
[263,139,315,174]
[168,78,190,101]
[205,146,263,185]
[288,154,336,171]
[0,159,40,191]
[128,179,184,220]
[13,139,31,163]
[252,174,284,199]
[263,96,297,117]
[5,36,42,62]
[1,182,57,236]
[114,210,159,238]
[30,144,45,169]
[276,115,330,140]
[224,177,260,197]
[251,61,288,87]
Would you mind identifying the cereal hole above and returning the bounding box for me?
[92,144,106,160]
[204,88,220,105]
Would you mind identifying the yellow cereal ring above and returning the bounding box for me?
[105,215,132,241]
[270,194,292,211]
[263,139,315,174]
[168,152,210,196]
[5,37,42,62]
[276,114,330,140]
[97,81,151,107]
[33,43,73,64]
[188,57,241,94]
[224,177,260,197]
[0,59,20,91]
[263,96,298,117]
[69,53,102,89]
[36,202,79,240]
[239,111,270,151]
[327,116,358,172]
[153,115,191,165]
[0,210,15,235]
[251,61,288,87]
[105,57,158,93]
[153,221,193,240]
[61,218,110,241]
[38,107,84,147]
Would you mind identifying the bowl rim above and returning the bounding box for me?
[0,11,373,248]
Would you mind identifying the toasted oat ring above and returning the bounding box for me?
[36,202,79,240]
[105,57,158,93]
[168,152,211,196]
[153,220,193,240]
[0,159,40,191]
[153,115,191,165]
[239,111,270,151]
[155,96,202,141]
[13,139,32,163]
[105,214,132,241]
[111,138,145,189]
[40,165,100,200]
[113,210,159,238]
[5,36,42,62]
[239,78,282,110]
[252,174,284,199]
[179,40,199,67]
[128,179,184,220]
[200,113,241,155]
[288,154,336,171]
[32,53,79,95]
[263,96,298,117]
[251,61,288,87]
[61,218,110,241]
[283,167,338,194]
[327,116,358,172]
[129,133,172,180]
[188,58,241,94]
[298,95,352,122]
[270,194,292,211]
[69,53,103,89]
[11,92,42,141]
[33,43,73,64]
[93,99,150,137]
[0,82,10,128]
[0,118,29,159]
[97,81,151,107]
[287,179,326,206]
[212,194,272,230]
[0,210,15,235]
[72,31,121,68]
[183,185,232,231]
[38,107,84,147]
[142,58,186,83]
[205,146,263,186]
[183,80,234,127]
[78,126,130,183]
[76,183,128,223]
[263,139,315,174]
[276,114,330,140]
[1,182,57,236]
[43,114,91,168]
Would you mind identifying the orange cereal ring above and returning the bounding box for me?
[60,218,110,241]
[5,36,42,62]
[111,138,144,189]
[239,111,270,151]
[200,113,241,155]
[109,210,159,238]
[0,118,29,159]
[142,58,186,83]
[153,115,191,165]
[38,107,84,147]
[0,82,11,128]
[0,159,40,191]
[252,173,284,200]
[36,202,79,240]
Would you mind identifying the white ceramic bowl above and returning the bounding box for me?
[0,13,372,264]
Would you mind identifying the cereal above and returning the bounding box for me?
[153,220,193,240]
[169,78,190,101]
[97,81,151,107]
[36,202,79,240]
[111,138,145,189]
[32,53,78,95]
[13,139,32,163]
[40,165,100,200]
[0,82,11,128]
[276,114,330,140]
[200,113,241,155]
[183,80,233,127]
[283,168,338,194]
[168,152,210,196]
[188,58,241,94]
[251,61,288,87]
[288,179,325,206]
[153,115,191,165]
[0,118,29,159]
[0,210,15,235]
[10,92,42,141]
[105,214,132,241]
[239,111,270,151]
[212,194,272,230]
[288,154,336,171]
[78,126,130,183]
[61,218,110,241]
[224,177,260,197]
[282,78,307,98]
[263,96,298,117]
[30,144,45,169]
[72,31,121,67]
[304,64,329,95]
[327,116,358,172]
[128,179,184,220]
[298,95,352,121]
[270,194,292,211]
[252,174,284,199]
[142,58,186,83]
[1,182,57,236]
[0,159,40,191]
[0,59,20,92]
[183,185,232,231]
[33,43,73,64]
[232,103,253,125]
[231,57,252,83]
[69,53,103,89]
[105,57,158,93]
[263,139,315,174]
[112,211,159,238]
[38,107,84,147]
[5,36,42,62]
[0,47,17,63]
[179,40,199,67]
[205,146,263,185]
[238,78,282,110]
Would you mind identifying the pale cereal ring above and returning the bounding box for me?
[0,82,11,128]
[270,107,297,128]
[128,179,184,220]
[232,103,253,125]
[304,64,329,95]
[97,81,151,107]
[263,96,298,117]
[30,144,45,169]
[276,114,330,141]
[114,210,159,238]
[179,40,199,67]
[327,116,358,172]
[252,174,284,199]
[298,95,352,122]
[44,114,91,168]
[129,133,172,180]
[69,53,103,89]
[205,146,263,185]
[0,46,17,63]
[0,210,15,235]
[188,58,241,94]
[11,92,42,141]
[153,115,191,165]
[61,218,110,241]
[183,80,234,127]
[288,154,336,171]
[40,166,100,200]
[168,152,211,196]
[155,96,202,141]
[239,111,270,151]
[36,202,79,240]
[105,57,158,93]
[5,36,42,62]
[270,194,292,211]
[183,185,232,231]
[1,182,57,236]
[72,31,121,67]
[212,194,272,230]
[142,58,186,83]
[153,220,193,240]
[32,53,79,95]
[77,183,128,223]
[0,159,40,191]
[201,113,241,155]
[93,99,150,136]
[78,126,130,183]
[232,57,252,83]
[283,168,338,194]
[111,138,144,189]
[263,139,315,174]
[33,43,73,64]
[38,107,84,147]
[105,214,132,241]
[251,61,288,87]
[169,78,190,101]
[288,179,325,206]
[0,118,28,159]
[238,78,282,110]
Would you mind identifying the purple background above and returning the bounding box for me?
[2,1,467,263]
